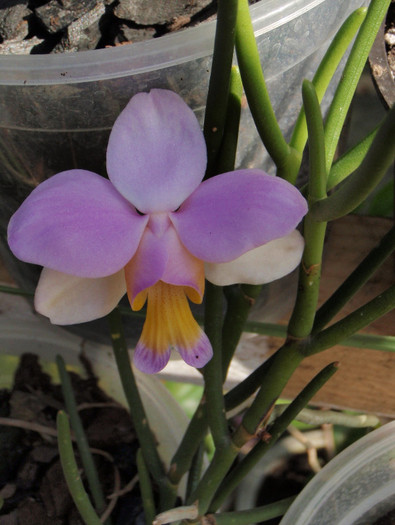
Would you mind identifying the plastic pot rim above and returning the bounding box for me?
[0,0,332,85]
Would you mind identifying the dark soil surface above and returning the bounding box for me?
[0,0,261,55]
[0,0,218,54]
[0,354,145,525]
[373,509,395,525]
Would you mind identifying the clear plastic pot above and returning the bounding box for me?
[280,421,395,525]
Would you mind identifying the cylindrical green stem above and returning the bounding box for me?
[313,225,395,333]
[0,285,34,297]
[107,309,175,510]
[237,343,304,438]
[170,336,274,487]
[224,353,275,413]
[186,442,205,501]
[215,66,243,175]
[186,348,300,515]
[202,282,230,449]
[186,444,240,514]
[311,103,395,222]
[168,400,208,486]
[239,320,395,352]
[305,285,395,356]
[203,0,238,177]
[57,411,102,525]
[221,284,261,380]
[287,214,327,338]
[136,449,156,525]
[301,80,327,200]
[204,497,295,524]
[235,0,298,175]
[56,356,108,520]
[274,406,379,428]
[324,0,391,172]
[210,362,337,511]
[288,80,327,339]
[289,7,367,167]
[327,126,378,190]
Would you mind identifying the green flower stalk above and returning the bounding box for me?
[56,355,108,521]
[57,411,103,525]
[288,80,328,339]
[311,103,395,222]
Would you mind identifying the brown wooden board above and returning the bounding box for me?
[279,215,395,416]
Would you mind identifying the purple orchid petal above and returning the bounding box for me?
[107,89,207,214]
[8,170,148,278]
[171,170,308,263]
[8,170,148,277]
[124,227,168,308]
[125,214,204,307]
[35,268,126,324]
[161,226,205,301]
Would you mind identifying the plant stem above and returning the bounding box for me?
[168,400,208,486]
[203,0,238,177]
[287,80,327,339]
[305,285,395,356]
[324,0,391,172]
[186,353,295,514]
[235,0,299,176]
[186,444,240,514]
[313,225,395,333]
[203,496,296,525]
[311,103,395,222]
[224,354,276,413]
[0,284,34,296]
[341,333,395,352]
[221,284,261,380]
[327,126,378,190]
[215,66,243,175]
[170,316,272,486]
[186,442,205,501]
[286,190,327,340]
[57,411,102,525]
[202,282,229,448]
[210,362,338,511]
[289,7,367,177]
[107,308,176,510]
[301,81,327,200]
[240,320,395,352]
[274,406,379,428]
[56,355,108,521]
[171,347,287,483]
[154,504,199,525]
[236,343,303,438]
[137,449,156,525]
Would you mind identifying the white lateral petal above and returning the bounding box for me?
[35,268,126,325]
[205,230,304,286]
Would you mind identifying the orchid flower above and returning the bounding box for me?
[8,89,307,374]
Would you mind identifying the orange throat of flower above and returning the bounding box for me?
[130,281,212,374]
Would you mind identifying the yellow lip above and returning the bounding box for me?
[137,280,204,355]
